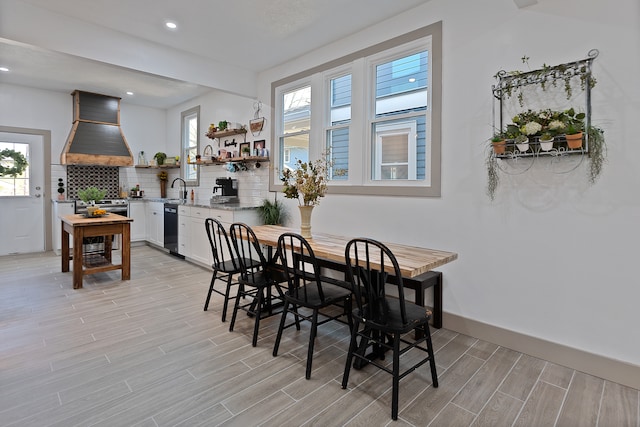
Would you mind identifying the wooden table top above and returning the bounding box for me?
[250,225,458,278]
[61,213,133,226]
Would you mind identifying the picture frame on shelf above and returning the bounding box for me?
[253,140,265,150]
[239,142,250,157]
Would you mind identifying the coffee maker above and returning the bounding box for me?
[212,177,238,203]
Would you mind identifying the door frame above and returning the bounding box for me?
[0,125,52,252]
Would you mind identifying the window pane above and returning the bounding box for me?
[280,134,309,171]
[376,51,428,116]
[0,142,29,196]
[327,128,348,180]
[372,118,425,181]
[283,86,311,135]
[331,75,351,124]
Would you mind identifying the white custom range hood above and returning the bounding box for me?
[60,90,134,166]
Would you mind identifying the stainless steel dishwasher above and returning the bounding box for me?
[163,203,179,255]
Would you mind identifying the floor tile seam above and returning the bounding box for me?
[458,352,524,417]
[552,369,575,427]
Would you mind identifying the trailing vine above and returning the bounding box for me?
[0,149,29,177]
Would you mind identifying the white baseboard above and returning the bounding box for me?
[443,312,640,390]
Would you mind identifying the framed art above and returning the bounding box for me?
[239,142,250,156]
[253,140,265,150]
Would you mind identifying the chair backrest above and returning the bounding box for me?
[276,232,326,303]
[229,222,270,281]
[345,238,408,326]
[205,217,237,269]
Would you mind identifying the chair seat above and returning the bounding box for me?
[286,282,352,308]
[213,258,242,273]
[354,298,431,333]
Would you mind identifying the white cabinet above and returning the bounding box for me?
[129,202,146,242]
[146,201,164,247]
[52,201,74,254]
[178,205,190,257]
[189,206,212,266]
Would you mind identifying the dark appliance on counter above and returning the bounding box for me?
[163,203,182,258]
[212,177,238,202]
[74,199,130,253]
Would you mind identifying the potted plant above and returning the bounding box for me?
[514,134,529,152]
[241,146,251,158]
[256,199,287,225]
[539,131,554,151]
[563,108,585,149]
[77,186,106,216]
[154,152,167,166]
[57,178,65,200]
[491,134,506,154]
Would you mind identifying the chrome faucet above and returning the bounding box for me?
[170,177,187,200]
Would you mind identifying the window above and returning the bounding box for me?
[271,22,442,197]
[278,85,311,171]
[181,106,200,186]
[0,142,29,196]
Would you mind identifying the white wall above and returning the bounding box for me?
[257,0,640,367]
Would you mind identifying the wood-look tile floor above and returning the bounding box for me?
[1,246,638,427]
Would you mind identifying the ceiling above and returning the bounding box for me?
[0,0,432,108]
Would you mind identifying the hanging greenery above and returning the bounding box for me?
[0,149,29,177]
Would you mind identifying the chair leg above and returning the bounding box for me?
[272,300,290,357]
[251,287,264,347]
[424,324,439,388]
[220,273,234,322]
[229,284,243,332]
[203,269,219,311]
[305,309,319,379]
[342,319,360,389]
[391,333,401,421]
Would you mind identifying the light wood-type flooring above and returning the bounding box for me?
[1,246,638,426]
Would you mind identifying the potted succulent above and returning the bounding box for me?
[491,134,506,155]
[539,131,554,151]
[154,152,167,166]
[256,199,287,225]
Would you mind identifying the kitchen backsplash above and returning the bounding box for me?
[67,165,120,199]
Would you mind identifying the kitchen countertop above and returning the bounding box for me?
[141,198,259,211]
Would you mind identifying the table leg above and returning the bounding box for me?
[122,224,130,280]
[61,222,70,273]
[72,228,84,289]
[104,235,113,263]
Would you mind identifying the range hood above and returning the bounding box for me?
[61,90,134,166]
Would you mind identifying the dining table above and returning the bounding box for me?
[249,225,458,328]
[60,213,133,289]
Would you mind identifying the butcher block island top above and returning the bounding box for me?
[60,213,133,289]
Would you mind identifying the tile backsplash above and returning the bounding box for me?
[67,165,120,199]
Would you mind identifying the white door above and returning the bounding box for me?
[0,132,46,255]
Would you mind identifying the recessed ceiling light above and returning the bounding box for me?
[408,77,416,83]
[126,91,134,96]
[165,21,177,29]
[0,67,9,72]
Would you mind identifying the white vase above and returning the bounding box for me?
[299,205,314,239]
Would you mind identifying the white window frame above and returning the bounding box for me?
[181,106,200,186]
[269,22,442,197]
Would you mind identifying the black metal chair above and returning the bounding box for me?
[341,237,438,421]
[228,222,283,347]
[203,218,242,322]
[272,233,353,379]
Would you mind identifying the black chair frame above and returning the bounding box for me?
[272,232,354,379]
[203,217,242,322]
[342,237,438,421]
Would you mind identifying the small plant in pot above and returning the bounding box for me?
[514,134,529,152]
[256,199,287,225]
[57,178,65,200]
[154,152,167,166]
[491,134,506,154]
[539,131,554,151]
